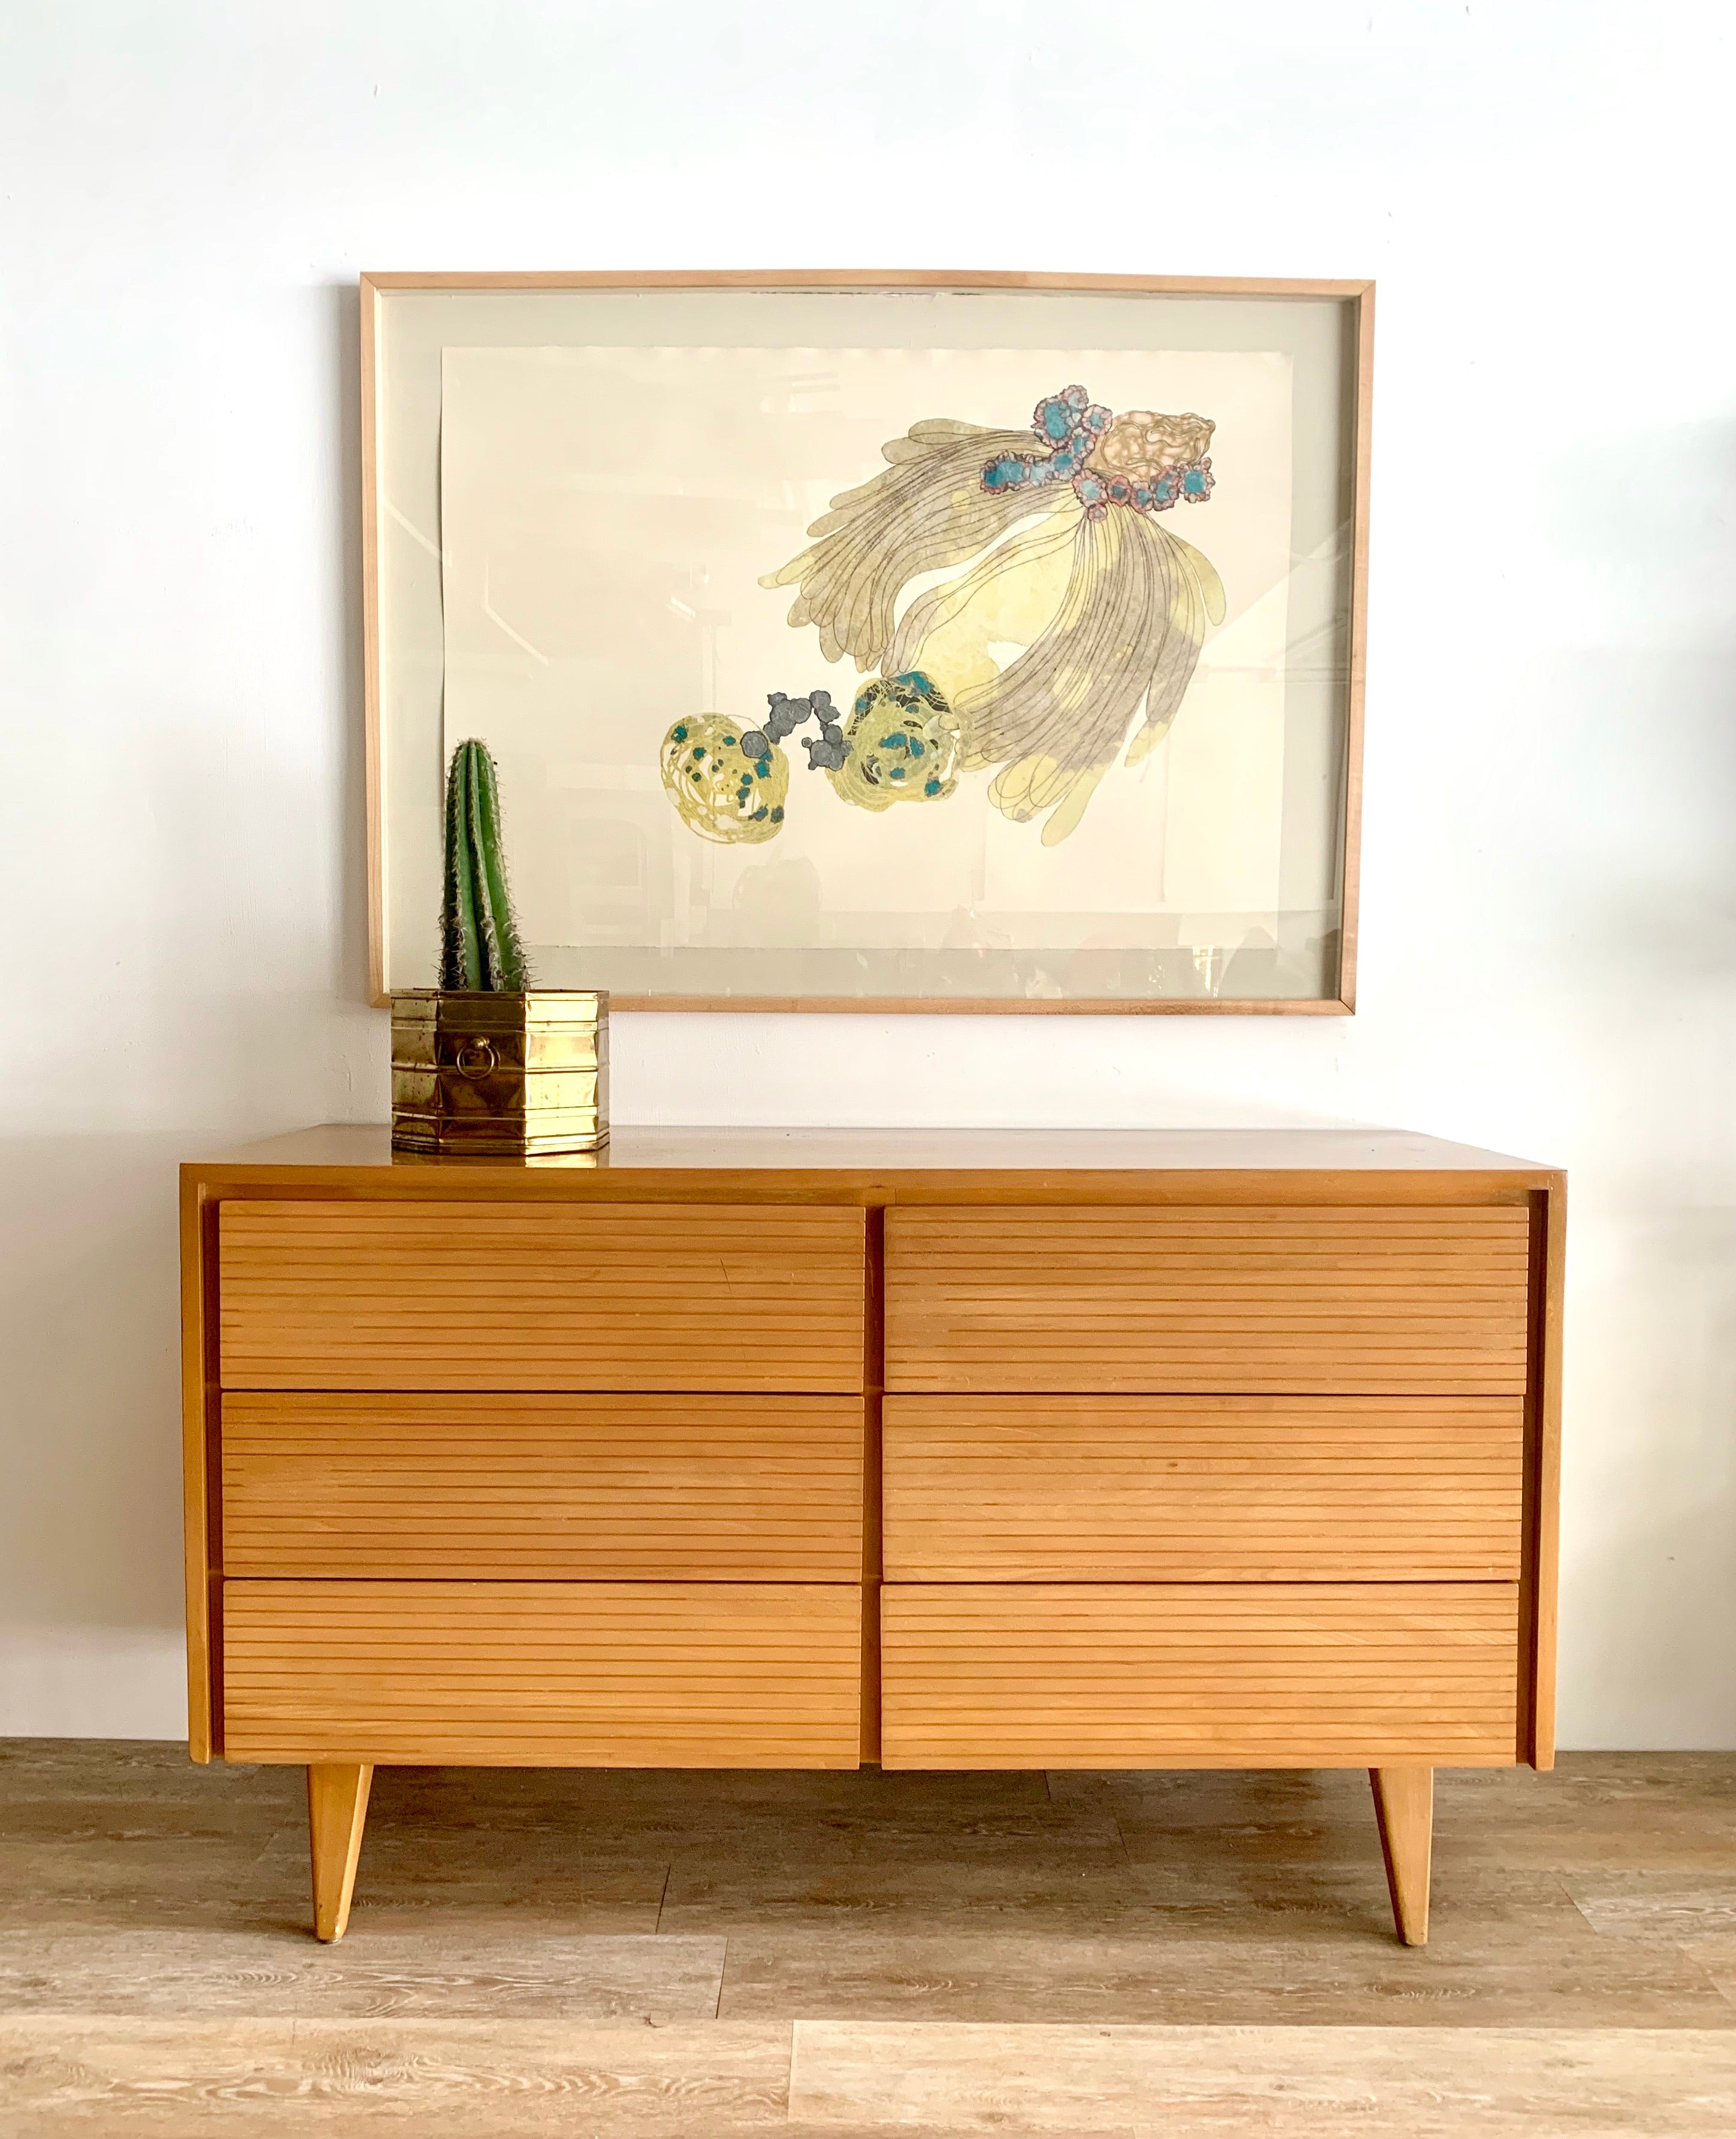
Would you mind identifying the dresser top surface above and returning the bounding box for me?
[187,1123,1559,1184]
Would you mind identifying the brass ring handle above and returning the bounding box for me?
[455,1038,497,1080]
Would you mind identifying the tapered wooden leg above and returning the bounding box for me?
[307,1762,373,1942]
[1370,1765,1433,1946]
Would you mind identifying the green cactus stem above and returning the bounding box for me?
[440,739,529,991]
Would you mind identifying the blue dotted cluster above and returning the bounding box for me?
[1077,460,1215,518]
[844,671,957,801]
[981,385,1215,524]
[982,385,1112,497]
[722,723,779,822]
[866,726,940,791]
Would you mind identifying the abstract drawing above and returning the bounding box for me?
[660,386,1225,849]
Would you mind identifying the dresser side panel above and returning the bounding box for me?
[1524,1176,1566,1768]
[179,1172,219,1761]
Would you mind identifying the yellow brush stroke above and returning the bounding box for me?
[896,518,1078,714]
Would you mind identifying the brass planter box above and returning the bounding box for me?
[391,991,609,1156]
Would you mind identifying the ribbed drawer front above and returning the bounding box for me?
[882,1395,1524,1580]
[218,1201,866,1391]
[884,1206,1532,1394]
[222,1393,866,1580]
[222,1580,863,1766]
[881,1583,1520,1768]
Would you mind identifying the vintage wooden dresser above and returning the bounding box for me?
[182,1124,1563,1946]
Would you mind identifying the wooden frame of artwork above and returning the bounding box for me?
[362,271,1373,1014]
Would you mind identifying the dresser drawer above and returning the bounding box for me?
[885,1206,1531,1394]
[883,1396,1523,1580]
[222,1393,866,1580]
[881,1583,1520,1768]
[218,1201,866,1391]
[222,1580,863,1765]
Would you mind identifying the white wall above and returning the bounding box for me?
[3,0,1732,1747]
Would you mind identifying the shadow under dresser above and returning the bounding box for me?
[181,1124,1563,1945]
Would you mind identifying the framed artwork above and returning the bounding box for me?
[363,272,1371,1013]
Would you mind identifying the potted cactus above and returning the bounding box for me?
[440,737,530,991]
[391,740,609,1156]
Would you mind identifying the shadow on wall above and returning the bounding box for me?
[0,291,382,1740]
[1558,1203,1736,1750]
[0,1134,190,1737]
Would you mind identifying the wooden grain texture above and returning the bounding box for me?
[860,1211,885,1763]
[11,2013,1733,2137]
[1371,1766,1433,1947]
[186,1120,1561,1183]
[365,269,1375,294]
[8,1745,1735,2028]
[307,1762,372,1941]
[718,1922,1736,2031]
[180,1132,1563,1828]
[179,1174,217,1762]
[786,2018,1736,2135]
[220,1393,865,1580]
[1334,280,1374,1014]
[880,1584,1520,1769]
[9,2013,1732,2139]
[1,2013,796,2135]
[606,995,1357,1017]
[1566,1869,1736,1939]
[884,1205,1532,1394]
[1528,1178,1566,1769]
[0,1926,730,2022]
[222,1581,863,1767]
[361,273,385,1007]
[882,1396,1523,1580]
[217,1200,866,1391]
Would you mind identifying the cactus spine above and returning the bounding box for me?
[440,739,529,991]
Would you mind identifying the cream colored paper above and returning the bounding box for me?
[438,341,1316,1000]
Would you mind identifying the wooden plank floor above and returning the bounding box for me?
[2,1742,1732,2134]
